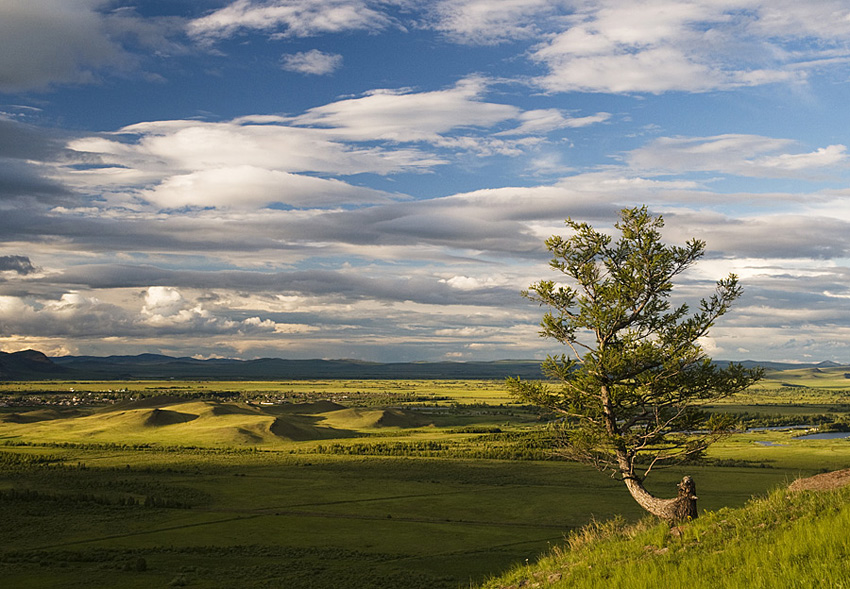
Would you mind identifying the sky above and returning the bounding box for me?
[2,0,850,363]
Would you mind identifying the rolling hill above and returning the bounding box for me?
[0,395,432,446]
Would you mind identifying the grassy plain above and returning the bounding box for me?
[1,369,849,588]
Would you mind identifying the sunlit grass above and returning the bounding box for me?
[481,484,850,589]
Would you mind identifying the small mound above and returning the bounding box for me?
[376,408,429,428]
[143,408,199,427]
[1,408,81,423]
[209,403,261,416]
[321,407,430,429]
[269,416,325,441]
[789,468,850,492]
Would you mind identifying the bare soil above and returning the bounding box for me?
[788,468,850,492]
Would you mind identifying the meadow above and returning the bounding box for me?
[0,367,848,588]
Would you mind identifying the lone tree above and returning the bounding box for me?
[507,207,761,521]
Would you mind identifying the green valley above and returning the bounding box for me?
[0,367,848,588]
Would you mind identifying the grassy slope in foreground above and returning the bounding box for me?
[481,483,850,589]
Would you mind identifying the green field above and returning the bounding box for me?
[1,370,849,588]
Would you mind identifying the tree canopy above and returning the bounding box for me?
[508,206,762,520]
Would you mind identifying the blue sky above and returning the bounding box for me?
[2,0,850,362]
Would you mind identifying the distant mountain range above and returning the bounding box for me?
[0,350,844,381]
[0,350,545,380]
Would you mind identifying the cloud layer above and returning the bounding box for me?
[2,1,850,361]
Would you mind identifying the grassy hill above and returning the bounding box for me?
[480,477,850,589]
[0,396,432,447]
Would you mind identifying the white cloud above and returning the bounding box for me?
[534,46,731,94]
[431,0,557,44]
[65,117,438,209]
[525,0,848,94]
[293,77,520,142]
[71,118,441,178]
[142,286,186,316]
[281,49,343,75]
[62,79,584,209]
[188,0,396,41]
[497,109,610,135]
[754,145,848,172]
[626,134,849,177]
[750,0,850,39]
[141,165,390,209]
[439,275,509,290]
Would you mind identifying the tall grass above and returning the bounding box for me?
[481,485,850,589]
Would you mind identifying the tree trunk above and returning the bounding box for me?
[622,475,698,522]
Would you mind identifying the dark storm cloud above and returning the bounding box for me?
[0,117,70,160]
[0,158,72,202]
[0,118,87,203]
[0,1,187,93]
[0,255,36,275]
[0,196,544,257]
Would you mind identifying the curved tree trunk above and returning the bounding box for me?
[622,475,698,522]
[601,387,698,522]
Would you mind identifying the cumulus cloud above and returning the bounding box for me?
[428,1,850,94]
[293,77,519,142]
[0,286,322,348]
[62,79,592,210]
[0,159,73,203]
[0,1,184,92]
[71,118,440,180]
[430,0,557,44]
[281,49,343,75]
[516,0,850,94]
[142,286,186,316]
[65,117,434,209]
[0,118,81,203]
[188,0,397,41]
[0,255,36,275]
[140,165,391,209]
[0,0,122,92]
[530,2,763,93]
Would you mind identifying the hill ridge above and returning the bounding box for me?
[1,350,847,381]
[481,475,850,588]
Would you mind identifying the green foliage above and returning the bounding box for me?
[508,207,762,482]
[312,430,561,460]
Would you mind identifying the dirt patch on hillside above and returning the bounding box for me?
[789,468,850,492]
